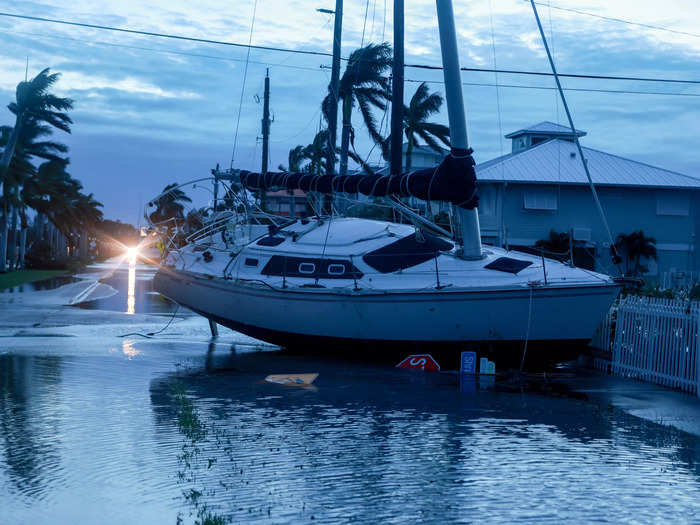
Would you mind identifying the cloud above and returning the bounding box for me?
[0,0,698,222]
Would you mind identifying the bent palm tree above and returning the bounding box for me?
[0,68,73,194]
[149,183,192,225]
[380,82,451,171]
[322,43,392,177]
[401,82,450,171]
[279,145,306,173]
[303,129,333,175]
[0,69,71,271]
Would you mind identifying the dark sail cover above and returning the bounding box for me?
[238,148,479,210]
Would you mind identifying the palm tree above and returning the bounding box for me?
[184,207,209,233]
[614,231,657,276]
[536,230,570,254]
[0,69,72,271]
[0,68,73,194]
[149,183,192,225]
[322,43,392,177]
[303,129,333,175]
[279,145,306,173]
[400,82,450,171]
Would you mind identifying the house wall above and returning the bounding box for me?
[477,182,698,281]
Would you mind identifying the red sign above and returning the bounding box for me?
[396,354,440,372]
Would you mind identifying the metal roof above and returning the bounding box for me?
[505,121,586,139]
[402,142,448,155]
[476,138,700,189]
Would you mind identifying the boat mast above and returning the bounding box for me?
[261,68,271,211]
[326,0,343,176]
[390,0,404,176]
[435,0,483,259]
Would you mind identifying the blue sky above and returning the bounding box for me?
[0,0,698,223]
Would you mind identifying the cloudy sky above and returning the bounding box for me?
[0,0,698,223]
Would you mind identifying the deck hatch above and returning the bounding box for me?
[363,233,453,273]
[484,257,533,274]
[257,236,285,247]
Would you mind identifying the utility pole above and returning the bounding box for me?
[261,68,271,211]
[390,0,404,177]
[326,0,342,176]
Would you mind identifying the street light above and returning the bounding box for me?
[317,8,334,14]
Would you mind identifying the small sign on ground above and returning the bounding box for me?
[396,354,440,371]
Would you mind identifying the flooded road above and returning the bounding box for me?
[2,259,700,524]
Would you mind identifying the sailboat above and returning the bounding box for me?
[152,0,621,368]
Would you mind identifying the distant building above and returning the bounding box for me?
[476,122,700,284]
[265,189,308,217]
[403,142,447,168]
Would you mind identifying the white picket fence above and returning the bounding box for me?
[591,295,700,395]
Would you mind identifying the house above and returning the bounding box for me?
[265,189,308,217]
[475,122,700,284]
[403,142,447,168]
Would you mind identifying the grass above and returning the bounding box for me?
[173,383,232,525]
[0,269,68,290]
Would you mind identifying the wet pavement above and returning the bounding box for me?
[1,258,700,524]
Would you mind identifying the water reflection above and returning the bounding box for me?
[126,257,136,315]
[122,340,141,359]
[0,355,62,499]
[0,275,78,293]
[76,265,175,314]
[149,349,700,523]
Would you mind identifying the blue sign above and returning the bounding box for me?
[460,351,477,374]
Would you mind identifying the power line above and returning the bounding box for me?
[3,28,323,73]
[531,1,700,39]
[406,78,700,97]
[3,10,700,86]
[408,63,700,86]
[0,11,335,58]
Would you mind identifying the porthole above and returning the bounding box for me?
[244,258,258,267]
[327,264,345,275]
[298,262,316,274]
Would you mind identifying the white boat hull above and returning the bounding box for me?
[155,269,619,347]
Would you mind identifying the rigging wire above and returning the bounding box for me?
[230,0,259,169]
[487,0,505,173]
[382,0,387,42]
[488,0,507,248]
[360,0,371,46]
[529,0,620,271]
[547,1,562,217]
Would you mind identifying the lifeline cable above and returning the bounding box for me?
[520,286,534,372]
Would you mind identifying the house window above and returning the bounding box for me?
[656,192,689,216]
[479,185,497,216]
[523,188,558,211]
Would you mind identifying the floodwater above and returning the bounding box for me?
[2,259,700,524]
